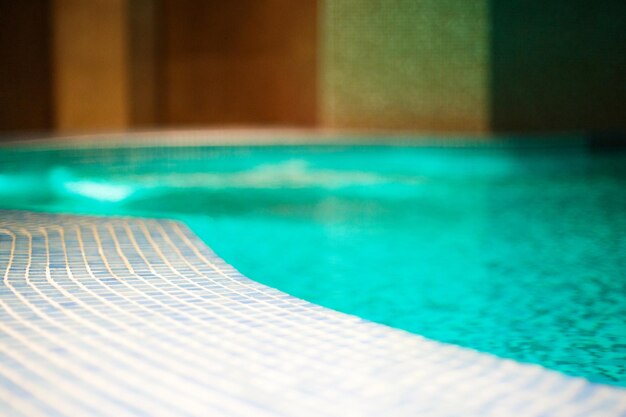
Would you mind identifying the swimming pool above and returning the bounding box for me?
[1,138,625,387]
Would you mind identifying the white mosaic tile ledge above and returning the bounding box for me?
[1,211,625,417]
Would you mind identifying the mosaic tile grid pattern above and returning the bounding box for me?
[1,210,625,417]
[322,0,489,132]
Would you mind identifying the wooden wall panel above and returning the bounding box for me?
[0,1,53,133]
[52,0,129,131]
[160,0,317,127]
[129,0,159,127]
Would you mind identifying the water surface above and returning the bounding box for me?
[1,142,624,386]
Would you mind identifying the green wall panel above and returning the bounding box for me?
[321,0,490,132]
[489,0,626,132]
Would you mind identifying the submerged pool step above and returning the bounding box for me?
[1,210,625,417]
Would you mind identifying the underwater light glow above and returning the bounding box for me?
[63,180,134,202]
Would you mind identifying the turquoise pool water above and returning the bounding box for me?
[1,142,625,386]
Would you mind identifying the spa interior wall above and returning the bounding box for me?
[0,0,625,135]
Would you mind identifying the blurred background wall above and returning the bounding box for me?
[321,0,490,132]
[0,0,625,134]
[160,0,317,127]
[489,0,626,132]
[0,1,53,132]
[0,0,317,133]
[53,0,130,130]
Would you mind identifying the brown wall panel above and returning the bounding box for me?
[160,0,317,126]
[129,0,159,127]
[0,1,53,133]
[52,0,129,131]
